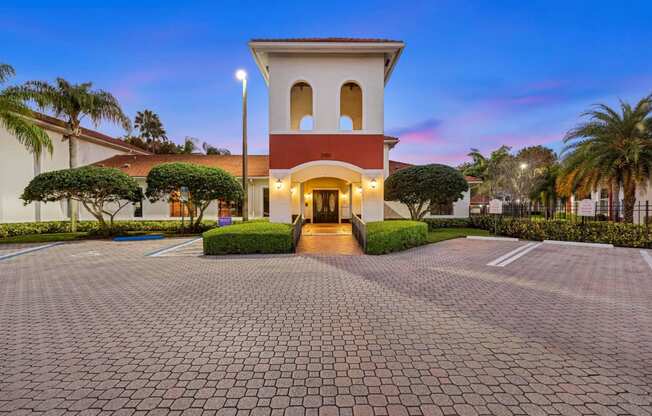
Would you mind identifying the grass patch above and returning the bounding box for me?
[0,232,91,244]
[203,221,293,254]
[427,227,490,244]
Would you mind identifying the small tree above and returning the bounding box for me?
[385,164,469,220]
[21,166,143,235]
[145,163,243,230]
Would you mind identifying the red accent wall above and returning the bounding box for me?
[269,134,384,170]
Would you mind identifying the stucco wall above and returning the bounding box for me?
[268,53,385,134]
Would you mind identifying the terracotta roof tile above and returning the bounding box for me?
[94,154,269,177]
[34,113,150,154]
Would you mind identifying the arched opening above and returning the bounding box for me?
[290,81,313,131]
[340,82,362,130]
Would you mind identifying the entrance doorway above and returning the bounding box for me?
[313,190,339,223]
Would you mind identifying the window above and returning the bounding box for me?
[169,191,196,217]
[219,199,242,217]
[134,199,143,218]
[598,188,609,214]
[290,82,313,130]
[263,187,270,217]
[339,82,362,130]
[429,202,454,216]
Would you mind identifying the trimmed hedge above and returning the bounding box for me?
[423,217,471,230]
[365,220,428,255]
[203,221,293,254]
[470,215,652,248]
[0,220,217,238]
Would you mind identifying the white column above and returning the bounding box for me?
[269,170,292,223]
[361,170,384,222]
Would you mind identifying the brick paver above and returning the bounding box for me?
[1,238,651,415]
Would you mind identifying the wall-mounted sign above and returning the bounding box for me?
[578,199,595,217]
[489,199,503,214]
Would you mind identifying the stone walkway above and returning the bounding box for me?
[0,238,651,415]
[297,224,363,256]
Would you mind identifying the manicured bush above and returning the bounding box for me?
[0,220,217,239]
[203,221,293,255]
[423,218,471,230]
[365,220,428,255]
[470,215,652,248]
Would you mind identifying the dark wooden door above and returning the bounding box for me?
[313,190,339,223]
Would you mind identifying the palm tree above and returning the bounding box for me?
[12,78,131,230]
[560,94,652,223]
[134,109,167,144]
[0,64,52,157]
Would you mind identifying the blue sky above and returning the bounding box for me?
[2,1,651,165]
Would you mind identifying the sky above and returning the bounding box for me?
[2,1,652,166]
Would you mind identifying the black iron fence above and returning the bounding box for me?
[351,213,367,251]
[471,200,652,226]
[291,213,303,251]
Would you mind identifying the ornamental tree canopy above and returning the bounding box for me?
[145,162,243,229]
[384,163,468,220]
[21,166,143,234]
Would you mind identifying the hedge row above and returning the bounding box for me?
[203,221,293,254]
[0,220,217,238]
[365,220,428,255]
[470,215,652,248]
[423,218,471,230]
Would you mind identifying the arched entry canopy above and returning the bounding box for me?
[289,160,363,183]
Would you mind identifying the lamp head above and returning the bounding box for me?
[235,69,247,81]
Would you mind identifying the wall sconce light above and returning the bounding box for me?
[369,178,377,189]
[275,179,282,190]
[305,192,312,199]
[290,186,295,194]
[356,186,362,194]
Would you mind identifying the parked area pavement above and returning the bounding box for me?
[1,237,651,415]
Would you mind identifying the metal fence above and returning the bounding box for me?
[472,200,652,226]
[351,213,367,251]
[291,214,303,251]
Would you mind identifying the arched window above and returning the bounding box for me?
[290,81,313,131]
[340,82,362,130]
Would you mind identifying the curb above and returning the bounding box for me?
[543,240,613,248]
[467,236,519,242]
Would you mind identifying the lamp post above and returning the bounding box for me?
[236,69,248,222]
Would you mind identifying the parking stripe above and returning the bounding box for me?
[495,243,543,267]
[0,242,63,261]
[487,243,536,266]
[146,237,202,257]
[640,250,652,271]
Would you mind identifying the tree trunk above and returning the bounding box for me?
[610,181,620,222]
[69,135,78,232]
[623,178,637,224]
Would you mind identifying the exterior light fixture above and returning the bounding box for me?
[357,186,362,194]
[235,69,247,81]
[275,179,282,190]
[520,162,528,170]
[369,178,377,189]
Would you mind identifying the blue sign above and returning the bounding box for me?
[218,217,232,227]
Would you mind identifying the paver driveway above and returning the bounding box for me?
[1,238,651,416]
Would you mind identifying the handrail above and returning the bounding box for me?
[351,213,366,252]
[292,213,303,251]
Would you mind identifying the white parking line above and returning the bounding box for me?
[640,250,652,271]
[0,242,62,261]
[496,243,542,267]
[487,242,536,267]
[146,238,202,257]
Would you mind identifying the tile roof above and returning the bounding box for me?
[94,154,269,177]
[34,113,150,155]
[250,37,402,43]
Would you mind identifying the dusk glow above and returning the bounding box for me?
[3,1,651,166]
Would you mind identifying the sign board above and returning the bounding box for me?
[218,217,233,227]
[578,199,595,217]
[489,199,503,214]
[179,186,190,203]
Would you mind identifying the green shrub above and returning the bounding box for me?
[423,217,471,230]
[203,221,293,255]
[0,220,217,239]
[470,215,652,248]
[365,220,428,254]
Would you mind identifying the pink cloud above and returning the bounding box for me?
[388,119,445,144]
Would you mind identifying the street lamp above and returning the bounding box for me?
[520,162,528,170]
[236,69,248,221]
